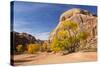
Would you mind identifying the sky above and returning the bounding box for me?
[11,1,97,40]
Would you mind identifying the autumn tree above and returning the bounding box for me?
[50,20,89,53]
[27,44,40,54]
[51,37,64,52]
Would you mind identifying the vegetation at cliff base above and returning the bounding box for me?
[50,20,89,53]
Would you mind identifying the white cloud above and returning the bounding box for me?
[34,32,50,40]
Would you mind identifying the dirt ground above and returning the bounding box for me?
[13,52,97,66]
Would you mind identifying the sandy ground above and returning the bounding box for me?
[13,52,97,66]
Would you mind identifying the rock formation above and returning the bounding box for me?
[12,31,37,46]
[49,8,97,51]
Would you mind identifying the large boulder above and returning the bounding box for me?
[49,8,97,51]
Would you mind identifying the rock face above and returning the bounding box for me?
[12,31,37,47]
[49,8,97,50]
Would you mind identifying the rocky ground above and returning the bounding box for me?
[13,52,97,66]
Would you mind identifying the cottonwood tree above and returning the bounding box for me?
[51,20,89,53]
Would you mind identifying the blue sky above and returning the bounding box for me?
[12,1,97,40]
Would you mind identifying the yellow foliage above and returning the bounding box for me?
[50,37,66,52]
[50,20,89,53]
[57,30,69,40]
[16,45,23,52]
[61,20,78,31]
[27,44,40,54]
[51,37,60,52]
[77,31,89,40]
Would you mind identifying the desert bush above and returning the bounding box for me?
[16,44,23,53]
[77,31,89,40]
[77,31,89,50]
[41,43,48,52]
[39,41,52,52]
[27,44,40,54]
